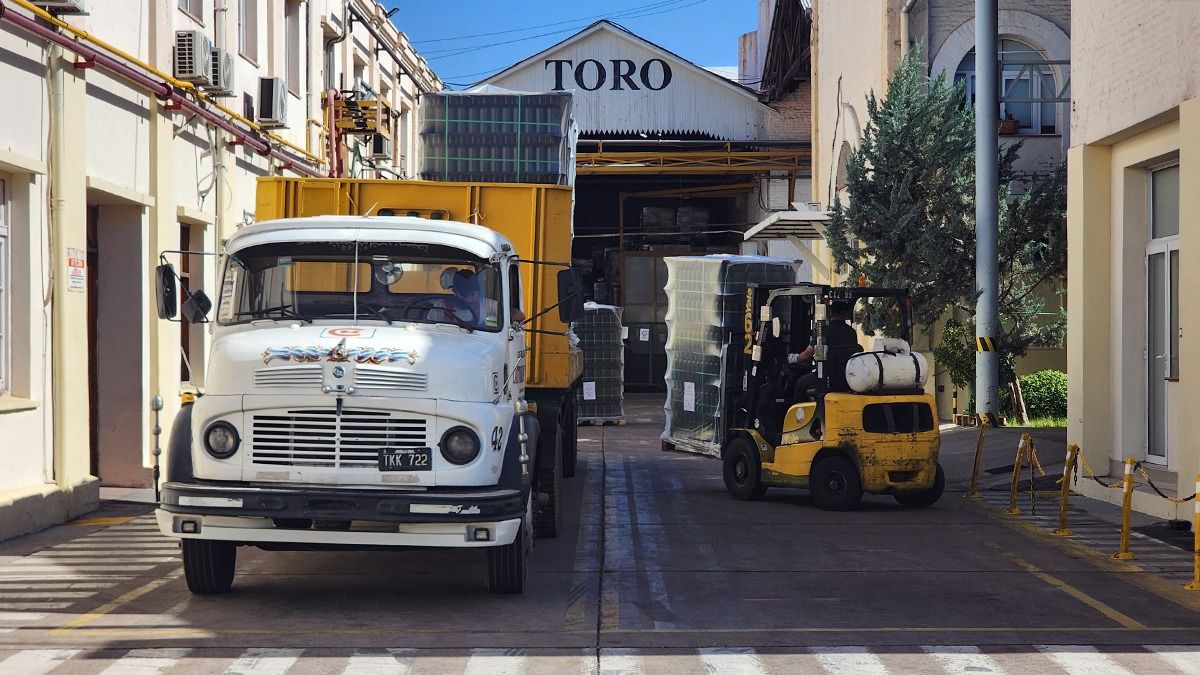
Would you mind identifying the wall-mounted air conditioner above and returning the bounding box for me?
[30,0,87,13]
[204,48,235,98]
[369,134,391,161]
[257,77,288,128]
[173,30,213,86]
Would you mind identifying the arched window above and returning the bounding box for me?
[954,39,1058,135]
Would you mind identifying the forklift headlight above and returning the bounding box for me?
[440,427,481,465]
[203,422,241,459]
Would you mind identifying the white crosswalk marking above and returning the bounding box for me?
[599,648,642,675]
[1145,646,1200,675]
[464,648,526,675]
[341,649,414,675]
[1036,645,1136,675]
[98,648,191,675]
[811,646,890,675]
[225,647,304,675]
[923,645,1008,674]
[0,649,80,675]
[698,647,767,675]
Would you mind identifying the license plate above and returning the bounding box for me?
[378,447,432,472]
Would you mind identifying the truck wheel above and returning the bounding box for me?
[561,396,578,478]
[488,495,531,594]
[533,428,562,539]
[181,539,236,595]
[722,437,767,501]
[810,455,863,511]
[894,463,946,508]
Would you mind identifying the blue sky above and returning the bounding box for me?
[384,0,756,87]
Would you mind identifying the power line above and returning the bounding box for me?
[410,0,688,44]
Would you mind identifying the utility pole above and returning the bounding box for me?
[975,0,999,416]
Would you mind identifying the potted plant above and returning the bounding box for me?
[998,113,1020,135]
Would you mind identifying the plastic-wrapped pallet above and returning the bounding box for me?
[662,255,798,457]
[419,86,576,185]
[574,302,625,423]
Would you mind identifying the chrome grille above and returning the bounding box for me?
[354,365,428,392]
[250,409,427,469]
[254,365,323,388]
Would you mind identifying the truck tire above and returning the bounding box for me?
[561,396,578,478]
[810,455,864,511]
[894,463,946,508]
[488,495,531,594]
[722,436,767,501]
[182,539,236,595]
[533,426,562,539]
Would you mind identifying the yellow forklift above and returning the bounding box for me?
[722,284,943,510]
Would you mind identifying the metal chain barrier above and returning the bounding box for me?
[1075,451,1125,490]
[1133,462,1198,504]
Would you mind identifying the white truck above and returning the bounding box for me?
[154,215,582,594]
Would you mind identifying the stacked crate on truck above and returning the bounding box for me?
[661,255,798,457]
[575,302,625,424]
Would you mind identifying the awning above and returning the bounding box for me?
[744,204,830,277]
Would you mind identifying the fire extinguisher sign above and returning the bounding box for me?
[67,247,86,293]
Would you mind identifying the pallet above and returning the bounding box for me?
[578,418,626,426]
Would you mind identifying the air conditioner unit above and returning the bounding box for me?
[30,0,87,13]
[257,77,288,128]
[204,48,235,98]
[369,134,391,161]
[173,30,213,86]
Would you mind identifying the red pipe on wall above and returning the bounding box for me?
[0,1,321,177]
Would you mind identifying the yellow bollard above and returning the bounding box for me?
[1113,457,1137,561]
[966,414,988,499]
[1002,434,1029,516]
[1186,474,1200,591]
[1053,444,1080,536]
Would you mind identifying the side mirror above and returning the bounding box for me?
[155,264,177,320]
[181,290,212,324]
[556,269,585,324]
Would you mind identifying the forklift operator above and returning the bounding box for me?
[786,301,863,402]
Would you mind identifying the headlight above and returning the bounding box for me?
[204,421,241,459]
[440,427,480,465]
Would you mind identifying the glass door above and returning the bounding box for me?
[1146,164,1180,461]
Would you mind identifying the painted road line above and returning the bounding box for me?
[224,647,304,675]
[341,649,414,675]
[811,646,890,675]
[1144,646,1200,675]
[1036,645,1136,675]
[98,648,191,675]
[0,649,80,675]
[0,602,73,610]
[923,645,1008,675]
[697,647,766,675]
[0,591,95,599]
[17,550,177,557]
[53,542,179,549]
[631,463,676,630]
[12,557,176,565]
[50,569,182,634]
[0,581,117,588]
[463,648,526,675]
[598,648,642,675]
[1,565,159,573]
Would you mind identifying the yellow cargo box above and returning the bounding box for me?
[256,178,581,392]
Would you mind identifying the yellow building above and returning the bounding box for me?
[0,0,440,540]
[1067,1,1199,517]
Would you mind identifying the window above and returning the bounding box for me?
[1146,163,1180,459]
[178,0,203,21]
[239,0,258,62]
[955,39,1059,134]
[285,0,301,95]
[0,177,8,394]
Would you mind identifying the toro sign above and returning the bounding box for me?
[545,58,673,92]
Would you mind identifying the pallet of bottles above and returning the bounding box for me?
[574,302,625,423]
[660,255,798,457]
[418,89,573,185]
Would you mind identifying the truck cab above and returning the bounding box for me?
[155,215,581,595]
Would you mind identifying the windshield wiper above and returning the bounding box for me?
[358,304,394,325]
[235,304,313,323]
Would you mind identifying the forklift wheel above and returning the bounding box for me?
[894,463,946,508]
[810,455,863,511]
[723,437,768,501]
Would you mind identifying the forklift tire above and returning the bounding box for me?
[894,463,946,508]
[723,437,768,501]
[488,495,531,594]
[810,455,863,511]
[181,539,236,595]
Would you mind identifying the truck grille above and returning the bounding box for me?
[354,366,428,391]
[254,365,323,388]
[250,409,427,469]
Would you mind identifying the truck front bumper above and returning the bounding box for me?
[156,481,524,548]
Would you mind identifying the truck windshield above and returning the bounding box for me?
[216,241,503,331]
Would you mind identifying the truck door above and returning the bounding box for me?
[508,262,526,401]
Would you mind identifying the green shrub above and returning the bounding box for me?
[1020,369,1067,419]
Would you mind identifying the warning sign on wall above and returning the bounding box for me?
[67,247,86,293]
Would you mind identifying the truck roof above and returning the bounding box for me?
[225,216,515,259]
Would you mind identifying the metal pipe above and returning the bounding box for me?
[1053,444,1079,536]
[900,0,919,58]
[0,1,320,176]
[1002,433,1027,516]
[1186,474,1200,591]
[1113,457,1136,560]
[974,0,999,416]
